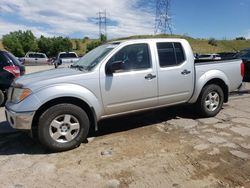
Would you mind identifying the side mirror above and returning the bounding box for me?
[106,61,123,75]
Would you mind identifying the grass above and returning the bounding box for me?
[112,34,250,53]
[1,35,250,55]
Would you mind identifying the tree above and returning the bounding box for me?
[2,30,37,56]
[38,36,73,57]
[235,37,246,40]
[75,40,80,50]
[86,40,102,52]
[100,34,107,43]
[18,30,38,53]
[208,38,218,46]
[2,33,24,57]
[38,35,53,56]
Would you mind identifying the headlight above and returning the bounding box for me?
[12,88,32,103]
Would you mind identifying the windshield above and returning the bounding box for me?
[72,44,116,71]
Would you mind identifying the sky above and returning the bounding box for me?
[0,0,249,39]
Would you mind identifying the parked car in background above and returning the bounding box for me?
[235,48,250,61]
[0,50,25,106]
[197,54,221,60]
[218,52,237,60]
[22,52,48,65]
[54,52,79,68]
[5,38,244,151]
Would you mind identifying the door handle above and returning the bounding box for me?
[145,74,156,80]
[181,69,191,75]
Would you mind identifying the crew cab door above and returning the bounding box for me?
[100,43,158,115]
[156,42,194,105]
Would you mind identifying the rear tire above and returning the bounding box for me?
[196,84,224,117]
[38,103,89,152]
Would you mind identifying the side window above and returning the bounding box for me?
[28,53,35,58]
[157,42,186,67]
[157,43,176,67]
[107,43,151,72]
[174,42,185,64]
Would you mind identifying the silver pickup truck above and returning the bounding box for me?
[5,39,244,151]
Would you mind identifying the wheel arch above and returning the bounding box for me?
[202,78,228,103]
[32,97,98,136]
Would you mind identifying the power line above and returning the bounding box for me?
[97,10,107,39]
[154,0,173,35]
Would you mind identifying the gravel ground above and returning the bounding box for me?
[0,65,250,188]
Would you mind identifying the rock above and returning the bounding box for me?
[32,162,56,173]
[198,118,220,124]
[202,129,216,133]
[87,137,95,143]
[240,143,250,150]
[208,148,220,155]
[208,136,227,144]
[101,150,113,156]
[230,150,250,159]
[14,184,23,188]
[167,118,198,129]
[106,179,120,188]
[231,118,250,125]
[218,132,231,137]
[194,144,210,151]
[230,126,250,137]
[213,123,231,129]
[221,143,238,149]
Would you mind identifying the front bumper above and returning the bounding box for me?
[5,107,35,130]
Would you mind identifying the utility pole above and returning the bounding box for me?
[154,0,173,35]
[97,10,107,40]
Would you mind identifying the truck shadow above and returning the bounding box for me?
[0,105,200,155]
[92,105,199,137]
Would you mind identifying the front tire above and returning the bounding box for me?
[196,84,224,117]
[38,103,89,152]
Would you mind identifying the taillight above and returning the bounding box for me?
[241,62,245,77]
[3,66,20,78]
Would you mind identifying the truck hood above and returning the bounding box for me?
[14,67,83,87]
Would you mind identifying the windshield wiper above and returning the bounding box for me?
[70,64,86,71]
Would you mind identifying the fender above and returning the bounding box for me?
[188,70,229,104]
[11,83,104,119]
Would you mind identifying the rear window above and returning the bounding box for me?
[59,53,77,58]
[157,42,186,67]
[0,52,9,68]
[5,52,21,66]
[28,53,46,58]
[199,55,211,58]
[35,54,46,58]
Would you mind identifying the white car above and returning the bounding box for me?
[54,52,79,68]
[22,52,48,64]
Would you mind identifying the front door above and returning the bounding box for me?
[100,43,158,115]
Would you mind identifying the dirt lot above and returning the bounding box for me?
[0,66,250,188]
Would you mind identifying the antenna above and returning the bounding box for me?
[154,0,173,35]
[97,10,107,40]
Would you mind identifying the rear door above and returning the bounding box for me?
[156,42,194,105]
[100,43,158,115]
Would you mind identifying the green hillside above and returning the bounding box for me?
[114,34,250,53]
[1,35,250,55]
